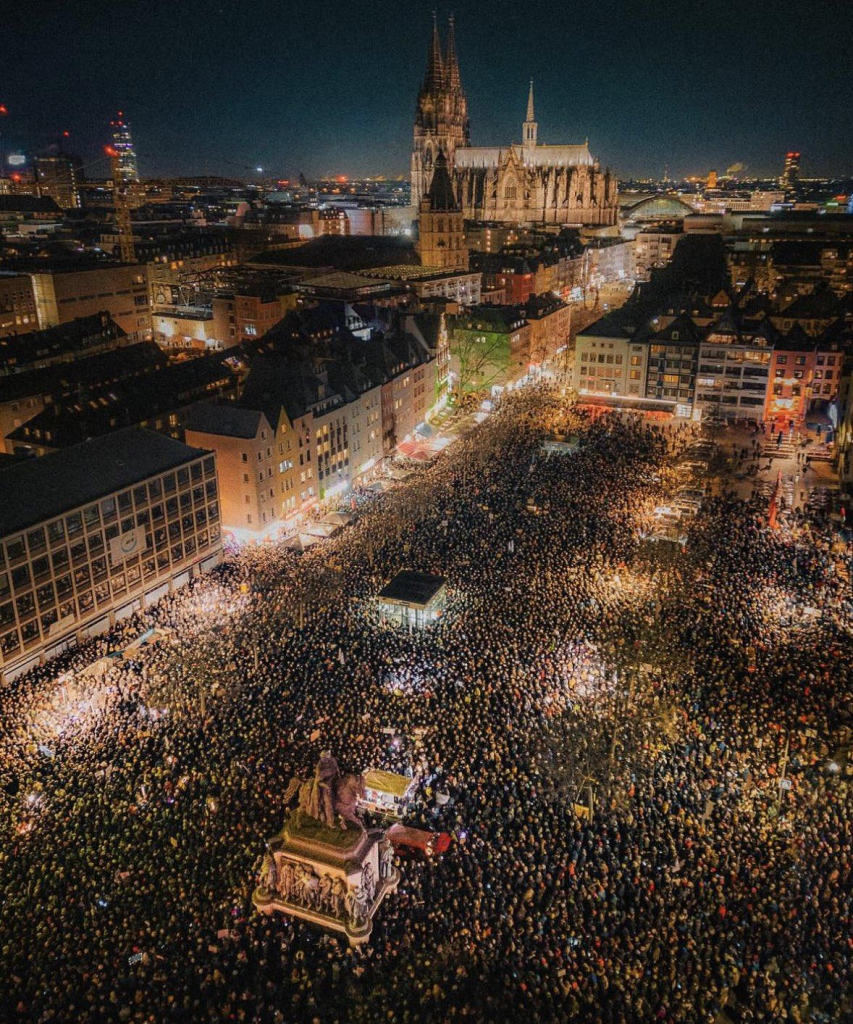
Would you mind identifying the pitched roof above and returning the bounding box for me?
[0,340,165,405]
[453,304,527,331]
[8,354,236,449]
[184,402,268,439]
[250,236,419,272]
[576,306,640,340]
[0,312,126,373]
[239,353,329,425]
[454,144,594,170]
[780,287,841,319]
[652,314,703,345]
[523,293,568,318]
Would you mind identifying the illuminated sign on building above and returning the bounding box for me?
[108,526,148,566]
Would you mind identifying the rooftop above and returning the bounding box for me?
[0,340,166,405]
[250,236,419,272]
[453,304,528,330]
[299,270,391,293]
[377,570,447,607]
[455,143,594,170]
[0,428,210,539]
[0,195,62,215]
[576,306,640,339]
[184,402,268,439]
[8,353,236,449]
[0,312,127,374]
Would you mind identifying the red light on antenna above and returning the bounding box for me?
[0,105,8,115]
[62,130,70,138]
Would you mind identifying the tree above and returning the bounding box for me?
[451,331,509,399]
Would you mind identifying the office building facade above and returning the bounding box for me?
[0,429,222,683]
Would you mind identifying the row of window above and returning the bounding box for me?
[0,459,215,570]
[580,353,625,365]
[1,499,219,605]
[1,515,220,662]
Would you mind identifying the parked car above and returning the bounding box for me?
[386,824,452,858]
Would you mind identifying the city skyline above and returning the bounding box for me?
[3,0,853,181]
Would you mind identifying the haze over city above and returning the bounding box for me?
[3,0,853,178]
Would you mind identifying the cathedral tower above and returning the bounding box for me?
[522,80,538,151]
[411,14,470,208]
[416,149,468,271]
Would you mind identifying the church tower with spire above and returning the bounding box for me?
[416,149,468,270]
[410,22,618,227]
[522,80,538,151]
[411,14,470,208]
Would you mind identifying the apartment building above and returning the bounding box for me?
[449,305,532,396]
[185,406,281,538]
[0,273,39,337]
[0,340,166,453]
[187,311,438,537]
[643,315,701,417]
[635,224,683,281]
[575,308,648,399]
[694,312,772,421]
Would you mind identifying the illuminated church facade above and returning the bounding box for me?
[411,17,619,228]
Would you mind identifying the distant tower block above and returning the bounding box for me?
[110,112,144,208]
[780,151,800,190]
[707,169,718,189]
[110,112,140,182]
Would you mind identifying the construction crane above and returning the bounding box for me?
[105,145,136,264]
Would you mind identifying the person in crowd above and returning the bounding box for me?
[0,388,849,1023]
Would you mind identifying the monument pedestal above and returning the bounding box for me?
[253,815,399,946]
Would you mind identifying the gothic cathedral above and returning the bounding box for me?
[411,17,619,228]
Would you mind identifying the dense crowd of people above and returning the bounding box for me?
[0,387,850,1023]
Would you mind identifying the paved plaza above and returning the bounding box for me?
[0,387,850,1023]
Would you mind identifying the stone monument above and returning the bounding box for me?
[253,752,399,946]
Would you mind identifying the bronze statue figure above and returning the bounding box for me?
[283,751,367,831]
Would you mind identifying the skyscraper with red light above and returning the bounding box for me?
[780,151,800,190]
[109,112,140,183]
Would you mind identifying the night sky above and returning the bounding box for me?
[3,0,852,181]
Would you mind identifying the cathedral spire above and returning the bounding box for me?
[446,14,461,92]
[423,11,446,92]
[523,78,538,150]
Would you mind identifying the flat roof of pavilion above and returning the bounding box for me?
[377,571,447,608]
